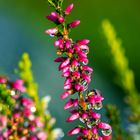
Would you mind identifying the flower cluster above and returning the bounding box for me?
[45,0,112,139]
[0,77,47,140]
[17,52,64,140]
[0,76,63,140]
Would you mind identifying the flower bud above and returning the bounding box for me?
[64,3,74,15]
[54,38,63,47]
[69,20,80,28]
[78,39,90,45]
[67,127,81,136]
[60,91,69,100]
[98,122,111,130]
[58,16,65,23]
[45,28,58,35]
[66,112,80,122]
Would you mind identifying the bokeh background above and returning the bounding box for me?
[0,0,140,139]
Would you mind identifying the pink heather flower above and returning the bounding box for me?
[90,111,101,119]
[58,58,70,70]
[60,91,70,99]
[98,122,111,130]
[66,111,80,122]
[54,57,66,62]
[72,71,80,79]
[21,97,34,107]
[81,73,91,83]
[81,112,88,119]
[62,71,71,77]
[64,3,74,15]
[82,128,89,136]
[34,117,44,128]
[12,79,26,92]
[58,16,65,23]
[102,135,112,140]
[54,38,63,47]
[23,108,31,117]
[45,28,58,35]
[20,137,27,140]
[29,135,37,140]
[46,1,112,139]
[67,127,81,136]
[80,44,89,50]
[78,39,90,45]
[65,40,71,49]
[64,83,72,90]
[71,59,79,67]
[37,132,47,140]
[81,66,93,73]
[0,77,7,84]
[91,127,97,134]
[74,84,84,91]
[69,20,80,28]
[64,99,78,109]
[0,116,7,131]
[64,78,72,85]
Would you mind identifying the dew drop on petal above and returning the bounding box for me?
[83,49,89,55]
[50,34,55,37]
[82,61,88,65]
[101,128,112,136]
[95,102,103,110]
[80,80,88,91]
[79,118,85,123]
[87,104,92,109]
[87,122,92,128]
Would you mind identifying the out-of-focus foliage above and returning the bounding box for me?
[0,53,63,139]
[102,20,140,123]
[106,104,132,140]
[102,20,140,140]
[17,52,64,140]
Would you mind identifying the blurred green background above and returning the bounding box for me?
[0,0,140,139]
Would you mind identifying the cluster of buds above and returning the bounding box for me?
[0,77,46,140]
[45,0,112,139]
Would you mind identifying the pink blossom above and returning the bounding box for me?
[66,111,80,122]
[45,28,58,35]
[67,127,81,136]
[78,39,90,45]
[98,122,111,130]
[64,3,74,15]
[69,20,80,28]
[12,79,26,92]
[0,77,7,84]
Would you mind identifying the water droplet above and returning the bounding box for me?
[87,122,92,128]
[95,102,102,110]
[50,34,55,37]
[82,61,88,65]
[88,104,92,109]
[79,118,85,123]
[101,128,112,136]
[70,66,75,72]
[80,80,88,91]
[83,48,89,54]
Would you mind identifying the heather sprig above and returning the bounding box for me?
[102,20,140,123]
[45,1,112,139]
[16,52,64,140]
[0,77,48,139]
